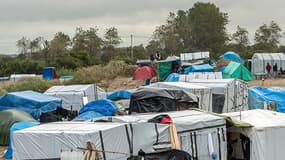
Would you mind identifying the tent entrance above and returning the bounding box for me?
[227,132,250,160]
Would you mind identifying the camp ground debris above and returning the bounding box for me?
[44,84,106,111]
[12,122,170,160]
[149,82,212,112]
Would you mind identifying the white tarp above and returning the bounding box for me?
[149,82,212,111]
[252,53,285,75]
[44,84,106,111]
[179,72,223,81]
[223,109,285,160]
[9,74,37,82]
[184,79,248,113]
[13,122,170,160]
[180,52,210,62]
[94,110,227,160]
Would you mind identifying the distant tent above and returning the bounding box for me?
[157,59,179,81]
[72,111,103,121]
[0,90,62,119]
[220,51,244,63]
[133,66,156,80]
[0,109,36,145]
[184,64,214,74]
[107,89,132,100]
[251,53,285,75]
[165,73,179,82]
[79,99,117,116]
[222,61,253,81]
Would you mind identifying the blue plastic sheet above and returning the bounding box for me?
[249,86,285,112]
[72,111,103,121]
[165,73,179,82]
[4,121,40,159]
[0,91,62,119]
[79,99,117,116]
[184,64,214,74]
[220,51,244,63]
[107,90,132,100]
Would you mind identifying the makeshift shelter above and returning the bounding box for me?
[248,86,285,112]
[149,82,212,111]
[133,66,156,80]
[251,53,285,75]
[129,87,198,114]
[13,122,170,160]
[95,110,227,160]
[223,109,285,160]
[107,89,132,100]
[79,99,117,116]
[184,64,214,74]
[185,79,249,113]
[179,72,223,81]
[222,61,253,81]
[0,91,62,119]
[157,59,179,81]
[72,111,103,121]
[0,109,36,146]
[220,51,244,63]
[165,73,179,82]
[180,52,210,62]
[44,84,106,111]
[9,74,36,82]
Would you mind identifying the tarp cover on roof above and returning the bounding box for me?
[4,121,40,159]
[133,66,156,80]
[0,91,62,119]
[220,51,244,63]
[222,61,253,81]
[129,87,198,114]
[72,111,103,121]
[79,99,117,116]
[184,64,214,74]
[249,86,285,112]
[107,90,132,100]
[165,73,179,82]
[0,109,36,145]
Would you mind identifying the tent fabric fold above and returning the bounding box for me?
[222,61,253,81]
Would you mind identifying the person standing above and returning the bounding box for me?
[266,63,272,78]
[273,63,278,78]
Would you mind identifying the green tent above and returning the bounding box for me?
[222,61,253,81]
[0,109,36,146]
[158,61,173,81]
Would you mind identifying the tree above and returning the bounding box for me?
[104,27,122,48]
[48,32,71,62]
[254,21,282,52]
[16,37,30,54]
[231,26,250,50]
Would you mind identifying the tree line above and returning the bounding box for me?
[1,2,285,76]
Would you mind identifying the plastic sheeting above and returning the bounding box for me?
[129,87,198,114]
[249,86,285,112]
[222,61,253,81]
[165,73,179,82]
[180,52,210,62]
[45,84,106,111]
[220,51,244,63]
[72,111,103,121]
[0,90,62,119]
[79,99,117,116]
[107,89,132,100]
[4,121,40,159]
[179,72,222,81]
[13,122,170,160]
[252,53,285,75]
[223,109,285,160]
[184,64,214,74]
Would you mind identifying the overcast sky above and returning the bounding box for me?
[0,0,284,54]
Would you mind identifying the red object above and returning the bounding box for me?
[53,71,59,80]
[161,115,172,124]
[133,66,156,80]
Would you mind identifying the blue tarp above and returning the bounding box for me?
[249,86,285,112]
[184,64,214,74]
[165,73,179,82]
[72,111,103,121]
[0,90,62,119]
[107,90,132,100]
[79,99,117,116]
[3,121,40,159]
[220,51,244,63]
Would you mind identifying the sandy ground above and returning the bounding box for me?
[0,146,8,159]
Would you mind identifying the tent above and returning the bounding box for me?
[107,89,132,100]
[149,82,212,111]
[13,122,170,160]
[165,73,179,82]
[0,91,62,119]
[129,87,198,114]
[72,111,103,121]
[251,53,285,75]
[179,72,223,81]
[223,109,285,160]
[133,66,156,80]
[184,64,214,74]
[45,84,106,111]
[0,109,36,146]
[248,86,285,112]
[95,110,227,160]
[157,59,179,81]
[79,99,117,116]
[220,51,244,63]
[222,61,253,81]
[185,79,249,113]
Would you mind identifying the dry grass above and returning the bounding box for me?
[249,77,285,88]
[0,146,8,159]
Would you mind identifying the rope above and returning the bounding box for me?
[77,147,132,156]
